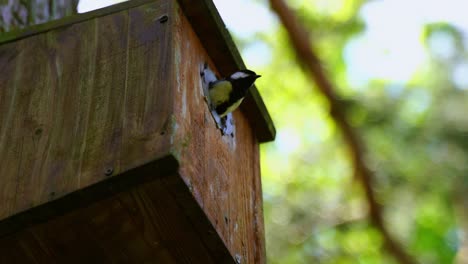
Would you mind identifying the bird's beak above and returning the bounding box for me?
[255,75,261,79]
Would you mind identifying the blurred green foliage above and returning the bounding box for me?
[231,0,468,263]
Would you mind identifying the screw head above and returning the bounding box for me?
[105,167,114,176]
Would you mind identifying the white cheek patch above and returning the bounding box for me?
[230,71,249,79]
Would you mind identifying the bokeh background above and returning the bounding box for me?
[212,0,468,263]
[2,0,468,263]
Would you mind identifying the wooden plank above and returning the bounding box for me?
[0,32,87,219]
[0,155,178,237]
[171,5,266,263]
[0,0,174,221]
[121,0,174,170]
[70,5,128,190]
[0,171,234,263]
[0,0,276,143]
[177,0,276,143]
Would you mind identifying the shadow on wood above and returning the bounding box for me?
[0,0,275,263]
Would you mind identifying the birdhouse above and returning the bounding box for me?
[0,0,275,263]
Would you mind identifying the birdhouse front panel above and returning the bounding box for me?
[170,5,266,263]
[0,0,175,222]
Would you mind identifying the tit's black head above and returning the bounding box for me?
[228,69,261,93]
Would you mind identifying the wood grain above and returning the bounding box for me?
[178,0,276,143]
[121,1,173,171]
[0,0,275,144]
[0,0,173,221]
[172,5,266,263]
[0,173,232,264]
[0,0,269,263]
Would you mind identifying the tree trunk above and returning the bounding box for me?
[0,0,78,32]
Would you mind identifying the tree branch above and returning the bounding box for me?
[268,0,418,263]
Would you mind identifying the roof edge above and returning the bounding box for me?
[177,0,276,143]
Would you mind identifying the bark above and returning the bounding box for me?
[0,0,78,32]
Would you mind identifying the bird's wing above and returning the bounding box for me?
[209,80,232,107]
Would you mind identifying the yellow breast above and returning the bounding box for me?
[220,98,244,117]
[209,80,232,107]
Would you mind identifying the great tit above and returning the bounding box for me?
[208,70,261,117]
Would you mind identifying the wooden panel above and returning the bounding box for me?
[1,1,268,263]
[0,0,173,221]
[121,1,173,170]
[178,0,276,143]
[171,5,266,264]
[0,173,233,264]
[0,0,275,144]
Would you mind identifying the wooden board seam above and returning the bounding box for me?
[0,154,179,238]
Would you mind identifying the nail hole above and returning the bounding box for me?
[105,167,114,176]
[35,128,43,135]
[224,216,229,225]
[160,130,166,135]
[158,15,168,23]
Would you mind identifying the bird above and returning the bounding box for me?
[208,69,261,118]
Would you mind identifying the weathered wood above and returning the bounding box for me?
[0,0,275,143]
[0,155,179,237]
[0,172,233,263]
[122,1,173,170]
[0,0,173,221]
[171,6,266,263]
[0,0,271,263]
[178,0,276,143]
